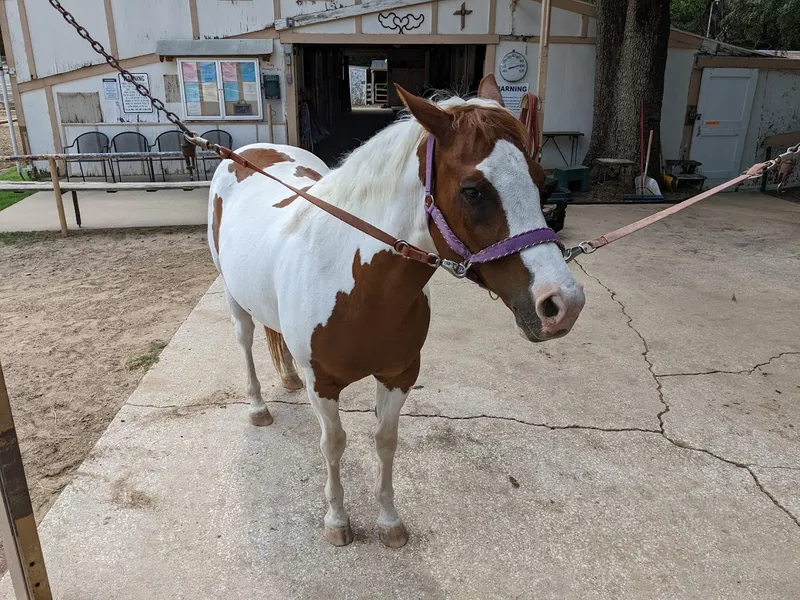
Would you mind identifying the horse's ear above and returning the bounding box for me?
[395,84,455,142]
[478,73,505,107]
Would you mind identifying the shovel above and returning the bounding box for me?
[634,130,663,197]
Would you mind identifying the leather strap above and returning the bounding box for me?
[585,163,767,250]
[219,147,438,266]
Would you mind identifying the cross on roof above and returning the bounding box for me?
[453,2,473,31]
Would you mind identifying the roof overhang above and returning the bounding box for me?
[156,39,273,59]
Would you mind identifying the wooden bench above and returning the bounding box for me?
[0,179,210,231]
[593,158,635,186]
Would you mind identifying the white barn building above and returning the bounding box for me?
[1,0,798,186]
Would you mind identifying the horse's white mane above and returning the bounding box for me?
[310,94,502,212]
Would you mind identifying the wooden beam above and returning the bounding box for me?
[499,35,596,44]
[762,132,800,148]
[431,0,438,35]
[679,66,702,160]
[546,0,595,18]
[280,33,500,44]
[668,29,703,49]
[696,55,800,70]
[580,15,589,38]
[536,0,552,152]
[44,84,63,155]
[189,0,200,40]
[284,46,299,146]
[0,360,53,599]
[355,0,363,34]
[484,44,497,76]
[488,0,497,35]
[273,0,281,20]
[18,54,160,93]
[49,158,69,236]
[17,0,37,80]
[0,0,30,153]
[275,0,433,30]
[103,0,119,57]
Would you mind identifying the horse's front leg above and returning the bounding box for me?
[306,372,353,546]
[373,370,414,548]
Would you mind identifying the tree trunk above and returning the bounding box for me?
[584,0,672,181]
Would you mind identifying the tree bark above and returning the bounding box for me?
[584,0,672,180]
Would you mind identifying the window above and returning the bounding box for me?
[178,59,262,120]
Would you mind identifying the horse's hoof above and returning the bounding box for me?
[378,521,408,548]
[324,522,354,546]
[281,376,304,391]
[249,408,274,426]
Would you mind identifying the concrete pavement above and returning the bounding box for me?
[2,193,799,599]
[0,188,207,232]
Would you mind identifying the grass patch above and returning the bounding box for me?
[0,166,34,212]
[125,341,168,372]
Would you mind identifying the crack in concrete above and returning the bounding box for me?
[654,351,800,378]
[574,260,800,529]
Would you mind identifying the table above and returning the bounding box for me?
[541,131,584,166]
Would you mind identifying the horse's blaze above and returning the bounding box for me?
[273,185,312,208]
[295,166,322,181]
[212,194,223,253]
[228,148,295,182]
[309,249,432,401]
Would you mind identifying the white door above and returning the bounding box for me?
[690,68,758,187]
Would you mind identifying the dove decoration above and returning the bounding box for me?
[377,11,425,34]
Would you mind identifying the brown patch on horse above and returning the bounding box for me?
[295,166,322,181]
[228,148,295,183]
[273,185,312,208]
[212,194,223,253]
[309,250,433,400]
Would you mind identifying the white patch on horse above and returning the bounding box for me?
[477,140,584,332]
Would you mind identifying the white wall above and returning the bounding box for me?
[494,41,694,168]
[661,48,696,160]
[110,0,193,60]
[496,1,590,37]
[21,0,110,80]
[195,0,275,39]
[279,0,357,20]
[494,40,596,168]
[741,69,800,189]
[4,1,30,81]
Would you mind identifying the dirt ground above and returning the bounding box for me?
[0,227,217,568]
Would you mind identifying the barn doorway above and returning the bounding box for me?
[296,44,486,166]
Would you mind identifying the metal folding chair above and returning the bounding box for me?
[63,132,113,182]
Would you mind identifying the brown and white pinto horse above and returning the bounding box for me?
[208,75,585,548]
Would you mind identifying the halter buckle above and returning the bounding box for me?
[563,241,595,263]
[438,258,471,278]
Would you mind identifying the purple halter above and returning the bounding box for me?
[423,135,564,282]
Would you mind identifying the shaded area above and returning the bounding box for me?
[312,107,397,167]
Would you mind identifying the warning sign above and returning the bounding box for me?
[119,73,154,114]
[499,83,529,116]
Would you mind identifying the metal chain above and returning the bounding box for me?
[48,0,191,135]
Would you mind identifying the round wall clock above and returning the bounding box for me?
[499,50,528,82]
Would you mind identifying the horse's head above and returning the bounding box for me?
[397,76,585,342]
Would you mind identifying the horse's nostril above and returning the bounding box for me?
[541,297,560,318]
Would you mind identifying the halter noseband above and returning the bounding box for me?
[423,135,565,284]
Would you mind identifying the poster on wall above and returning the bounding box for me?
[119,73,154,113]
[102,78,119,101]
[499,83,529,116]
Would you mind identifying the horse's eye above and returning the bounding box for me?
[462,186,481,201]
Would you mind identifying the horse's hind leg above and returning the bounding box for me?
[264,327,304,391]
[225,288,273,426]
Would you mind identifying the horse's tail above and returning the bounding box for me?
[265,327,286,377]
